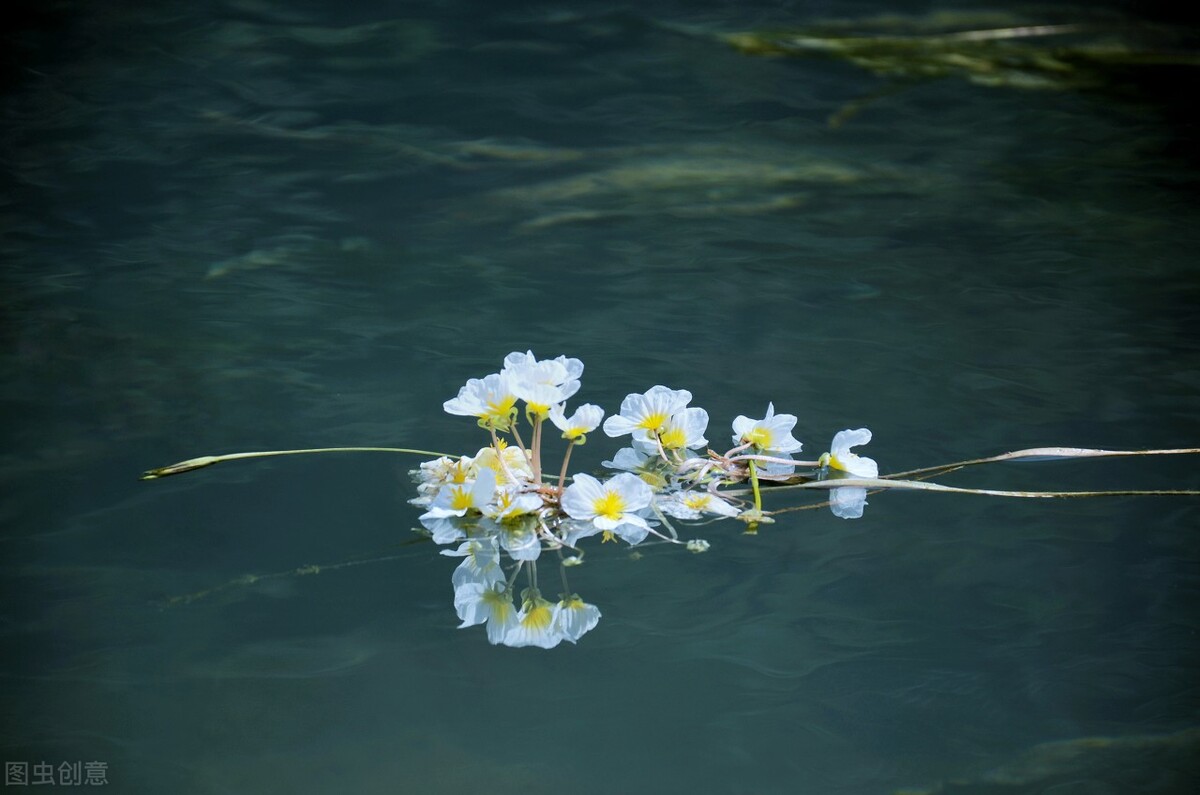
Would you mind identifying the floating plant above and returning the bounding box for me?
[144,351,1200,648]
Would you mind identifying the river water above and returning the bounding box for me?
[2,1,1198,793]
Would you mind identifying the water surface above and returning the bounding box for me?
[2,1,1198,793]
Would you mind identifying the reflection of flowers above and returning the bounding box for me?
[506,590,563,649]
[417,468,496,544]
[554,595,601,643]
[657,490,740,520]
[441,537,503,588]
[454,582,518,645]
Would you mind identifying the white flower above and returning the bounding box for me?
[731,402,803,454]
[504,592,564,649]
[560,472,654,545]
[602,446,652,472]
[553,595,601,643]
[821,428,878,520]
[484,487,543,520]
[473,444,534,487]
[602,385,693,441]
[657,490,740,520]
[412,454,464,488]
[548,403,604,441]
[824,428,878,477]
[503,350,584,384]
[648,406,709,451]
[512,382,568,418]
[421,468,497,521]
[418,468,496,544]
[443,372,519,428]
[409,455,475,505]
[441,537,503,588]
[454,582,519,644]
[503,351,583,415]
[602,445,672,495]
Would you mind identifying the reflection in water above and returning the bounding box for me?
[184,632,377,680]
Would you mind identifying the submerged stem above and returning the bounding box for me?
[506,560,525,591]
[559,557,571,598]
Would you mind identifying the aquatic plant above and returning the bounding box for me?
[143,351,1200,648]
[712,14,1200,125]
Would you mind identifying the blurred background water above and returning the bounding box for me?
[2,0,1198,792]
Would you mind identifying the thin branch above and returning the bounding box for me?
[884,446,1200,481]
[141,446,456,480]
[764,476,1200,502]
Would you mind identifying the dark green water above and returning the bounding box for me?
[2,1,1198,792]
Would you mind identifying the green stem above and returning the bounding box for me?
[748,459,763,514]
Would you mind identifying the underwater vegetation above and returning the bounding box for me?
[707,10,1200,125]
[897,727,1200,794]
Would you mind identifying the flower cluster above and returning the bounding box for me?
[416,351,878,648]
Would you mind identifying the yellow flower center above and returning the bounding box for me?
[659,426,687,449]
[683,494,710,510]
[449,486,474,511]
[638,411,669,433]
[521,603,554,632]
[482,589,512,617]
[826,453,844,471]
[593,491,626,521]
[484,396,517,421]
[743,426,772,448]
